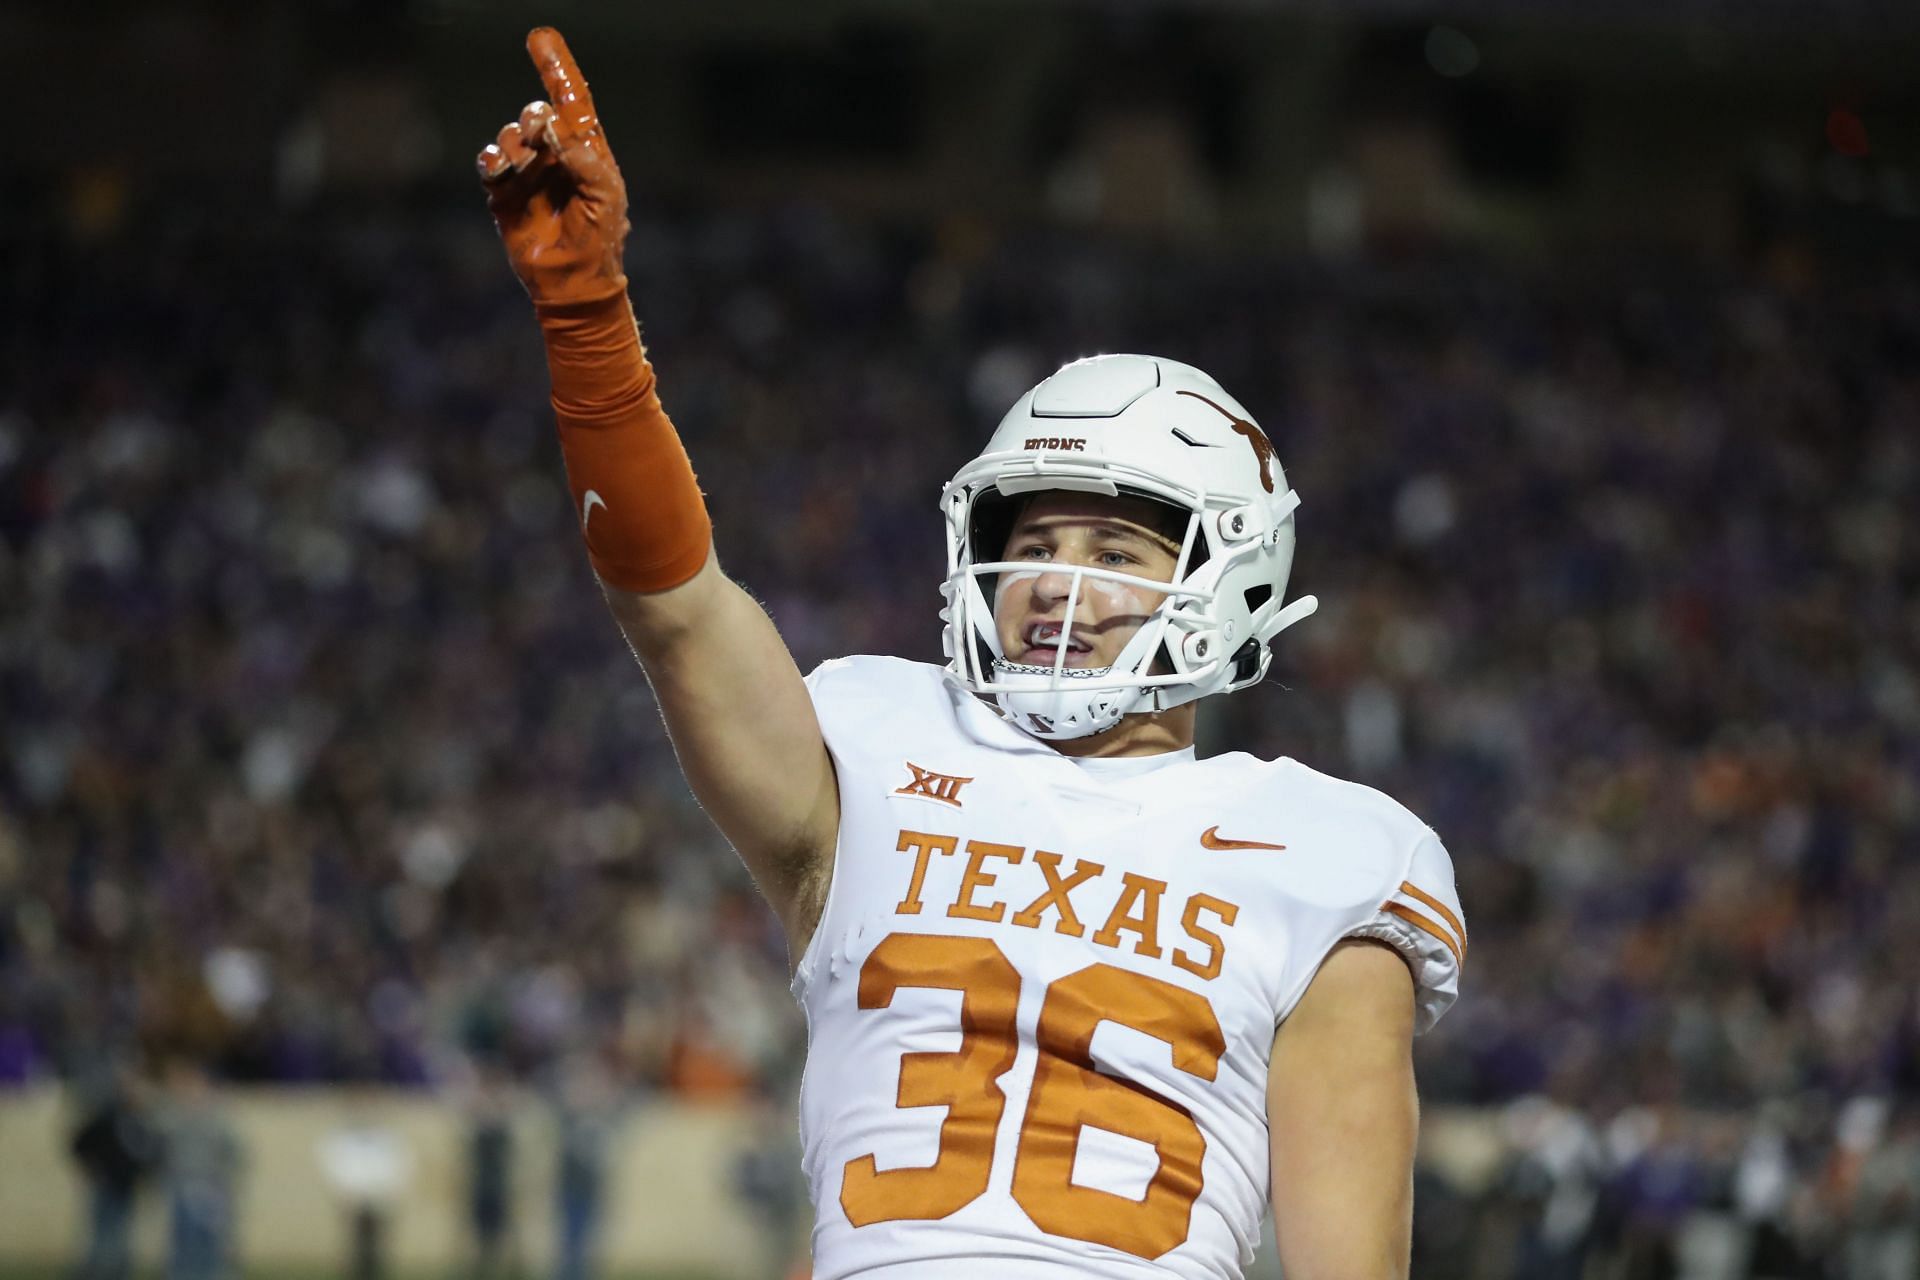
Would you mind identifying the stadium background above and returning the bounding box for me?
[3,0,1919,1276]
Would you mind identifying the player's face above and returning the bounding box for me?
[994,493,1183,669]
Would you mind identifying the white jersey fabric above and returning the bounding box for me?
[792,656,1464,1279]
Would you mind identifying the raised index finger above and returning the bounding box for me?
[526,27,600,142]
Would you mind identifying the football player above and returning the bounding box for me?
[479,29,1464,1279]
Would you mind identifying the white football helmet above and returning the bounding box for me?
[940,353,1318,740]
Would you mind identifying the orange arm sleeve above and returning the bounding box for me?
[536,293,713,593]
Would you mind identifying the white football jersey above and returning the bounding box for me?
[792,656,1464,1279]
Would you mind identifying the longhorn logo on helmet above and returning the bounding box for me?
[1175,390,1277,493]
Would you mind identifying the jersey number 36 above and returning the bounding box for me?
[842,932,1227,1260]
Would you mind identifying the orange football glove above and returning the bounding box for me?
[477,29,711,595]
[478,27,628,307]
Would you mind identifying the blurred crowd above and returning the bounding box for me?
[2,196,1917,1277]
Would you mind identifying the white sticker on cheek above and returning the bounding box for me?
[1080,574,1145,610]
[993,569,1042,609]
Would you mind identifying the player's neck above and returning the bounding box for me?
[1048,702,1197,760]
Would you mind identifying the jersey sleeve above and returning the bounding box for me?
[802,654,913,761]
[792,656,949,997]
[1344,829,1464,1036]
[803,656,857,741]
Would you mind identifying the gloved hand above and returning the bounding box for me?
[472,28,712,596]
[477,28,630,308]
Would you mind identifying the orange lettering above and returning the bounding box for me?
[1092,873,1167,958]
[1010,964,1224,1257]
[894,829,958,915]
[841,934,1020,1224]
[1010,853,1105,937]
[947,840,1024,923]
[1172,894,1239,981]
[896,763,974,807]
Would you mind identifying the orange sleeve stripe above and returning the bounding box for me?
[1382,902,1464,970]
[1399,881,1467,949]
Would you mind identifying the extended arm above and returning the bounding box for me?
[602,560,837,948]
[1266,938,1419,1280]
[478,30,836,959]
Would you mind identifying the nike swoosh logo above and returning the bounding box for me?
[581,489,607,531]
[1200,826,1287,852]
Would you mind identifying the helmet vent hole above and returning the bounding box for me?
[1243,584,1273,613]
